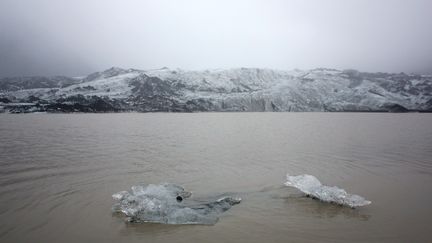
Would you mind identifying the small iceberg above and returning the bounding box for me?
[285,174,371,208]
[112,183,241,225]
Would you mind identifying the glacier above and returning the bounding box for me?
[285,174,371,208]
[1,67,431,113]
[112,183,241,225]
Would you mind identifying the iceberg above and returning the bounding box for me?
[112,183,241,225]
[285,174,371,208]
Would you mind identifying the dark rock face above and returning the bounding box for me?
[424,98,432,111]
[127,74,189,112]
[73,85,96,92]
[0,97,11,103]
[185,99,217,112]
[26,96,40,103]
[129,74,178,98]
[381,103,409,113]
[9,95,126,113]
[130,96,187,112]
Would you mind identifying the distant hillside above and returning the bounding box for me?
[1,67,431,113]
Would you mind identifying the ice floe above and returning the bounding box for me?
[112,183,241,225]
[285,174,371,208]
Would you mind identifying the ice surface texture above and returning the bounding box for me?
[112,183,241,225]
[285,174,371,208]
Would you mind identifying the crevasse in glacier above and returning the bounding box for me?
[112,183,241,225]
[285,174,371,208]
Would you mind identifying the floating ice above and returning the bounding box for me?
[285,174,371,208]
[112,183,241,225]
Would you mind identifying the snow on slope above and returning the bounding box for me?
[57,71,141,99]
[144,67,297,92]
[1,67,431,112]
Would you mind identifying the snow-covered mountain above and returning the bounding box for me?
[1,67,431,113]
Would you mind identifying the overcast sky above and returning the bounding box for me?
[1,0,431,77]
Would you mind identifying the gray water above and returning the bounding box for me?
[0,113,432,243]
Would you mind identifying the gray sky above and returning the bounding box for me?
[1,0,432,77]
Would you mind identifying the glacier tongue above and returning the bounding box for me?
[112,183,241,225]
[285,174,371,208]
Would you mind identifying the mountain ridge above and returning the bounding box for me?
[1,67,431,113]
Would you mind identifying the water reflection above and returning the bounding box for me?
[257,185,371,220]
[118,221,197,236]
[286,196,371,221]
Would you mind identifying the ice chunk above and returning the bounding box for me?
[112,183,241,225]
[285,174,371,208]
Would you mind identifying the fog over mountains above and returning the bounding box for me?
[1,67,431,113]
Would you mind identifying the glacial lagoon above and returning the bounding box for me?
[1,113,432,242]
